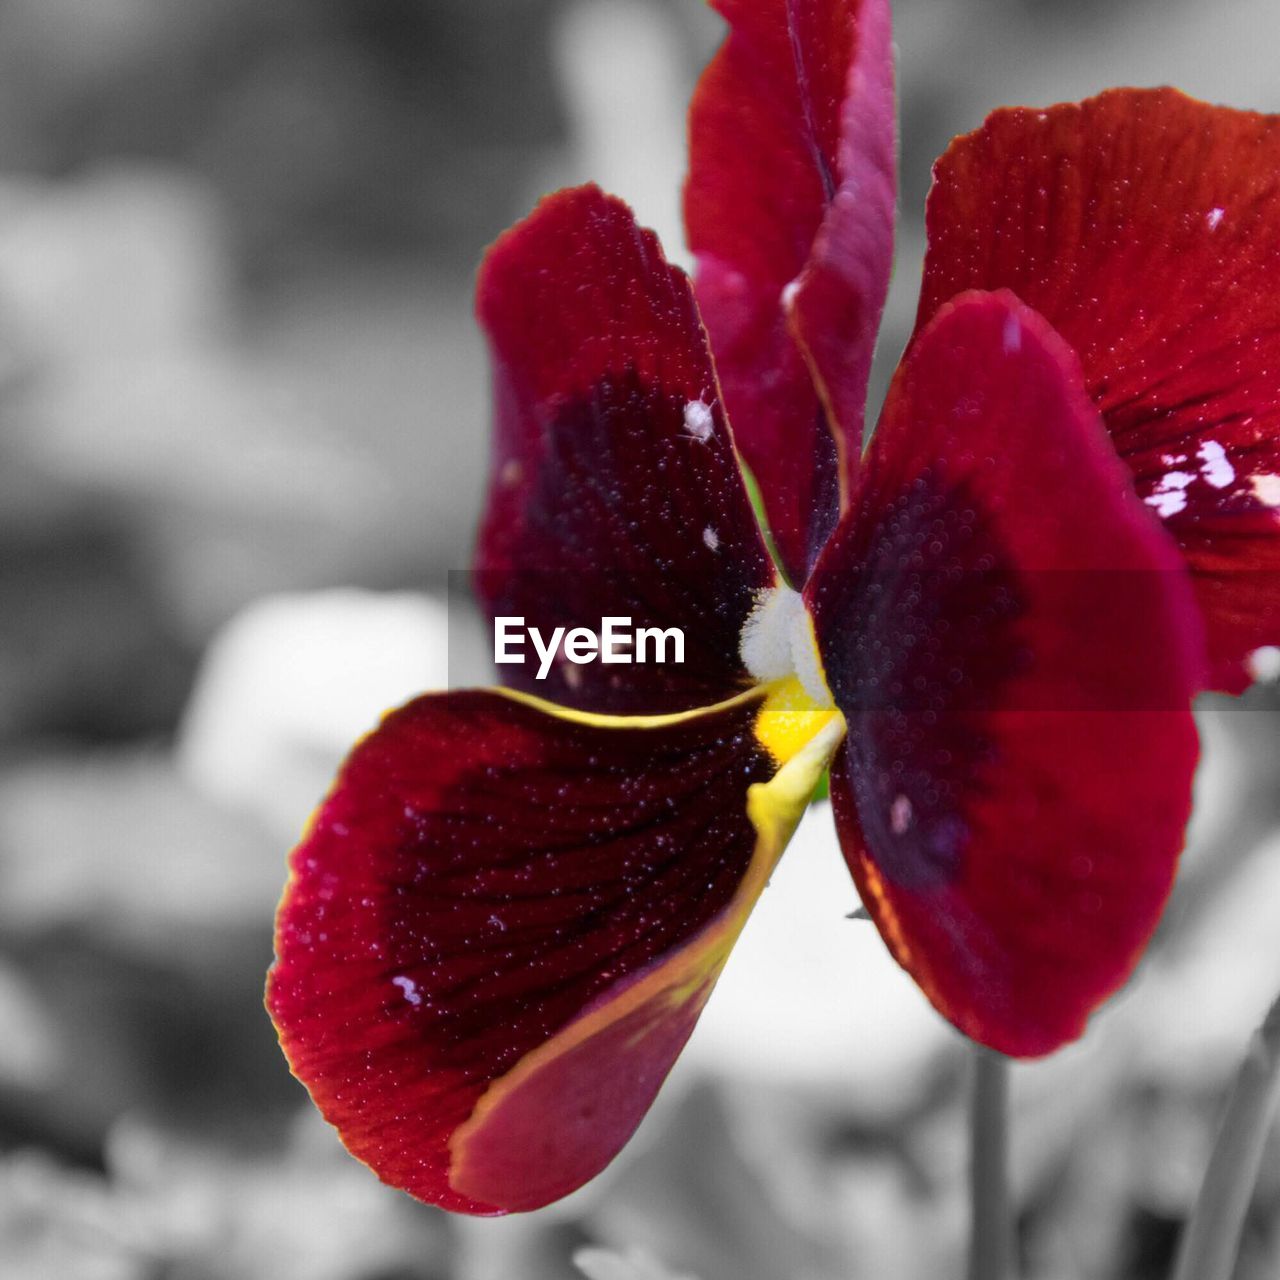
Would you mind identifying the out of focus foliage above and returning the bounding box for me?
[2,2,1280,1279]
[0,0,565,272]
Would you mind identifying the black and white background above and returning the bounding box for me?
[2,2,1280,1277]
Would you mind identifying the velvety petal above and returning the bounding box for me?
[807,291,1203,1057]
[266,687,841,1213]
[685,0,896,584]
[919,88,1280,689]
[475,185,775,714]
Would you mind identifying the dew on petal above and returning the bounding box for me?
[391,975,423,1006]
[682,399,715,442]
[1249,472,1280,507]
[1143,470,1194,518]
[1247,645,1280,683]
[1197,439,1235,489]
[889,794,913,836]
[1001,313,1022,354]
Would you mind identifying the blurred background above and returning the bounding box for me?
[3,1,1280,1277]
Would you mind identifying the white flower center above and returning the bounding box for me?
[739,584,833,707]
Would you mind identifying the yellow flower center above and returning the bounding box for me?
[754,674,841,767]
[739,584,841,766]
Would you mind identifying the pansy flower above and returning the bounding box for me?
[267,0,1280,1214]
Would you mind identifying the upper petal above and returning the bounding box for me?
[685,0,896,584]
[266,687,840,1213]
[807,291,1203,1057]
[919,88,1280,689]
[475,185,775,714]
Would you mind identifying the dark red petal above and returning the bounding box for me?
[266,688,838,1213]
[807,291,1203,1056]
[475,186,775,714]
[919,88,1280,690]
[685,0,896,584]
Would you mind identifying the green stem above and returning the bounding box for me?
[1171,992,1280,1280]
[968,1047,1016,1280]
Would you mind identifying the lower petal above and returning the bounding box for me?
[808,291,1204,1056]
[266,687,840,1213]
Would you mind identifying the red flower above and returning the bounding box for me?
[267,0,1280,1214]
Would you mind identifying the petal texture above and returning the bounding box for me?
[920,88,1280,689]
[808,291,1203,1056]
[476,186,774,714]
[686,0,896,584]
[267,688,839,1213]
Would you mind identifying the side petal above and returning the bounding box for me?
[807,291,1203,1057]
[685,0,896,584]
[475,185,775,714]
[919,88,1280,689]
[266,687,841,1213]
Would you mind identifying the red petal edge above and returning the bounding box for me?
[686,0,896,584]
[475,185,774,714]
[920,88,1280,690]
[266,688,838,1212]
[808,291,1204,1056]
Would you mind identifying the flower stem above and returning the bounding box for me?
[1171,991,1280,1280]
[968,1047,1015,1280]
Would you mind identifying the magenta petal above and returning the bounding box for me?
[267,689,779,1212]
[920,89,1280,689]
[474,186,775,713]
[808,291,1204,1056]
[686,0,897,584]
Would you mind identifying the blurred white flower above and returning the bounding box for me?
[178,588,449,841]
[682,805,955,1099]
[1138,829,1280,1087]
